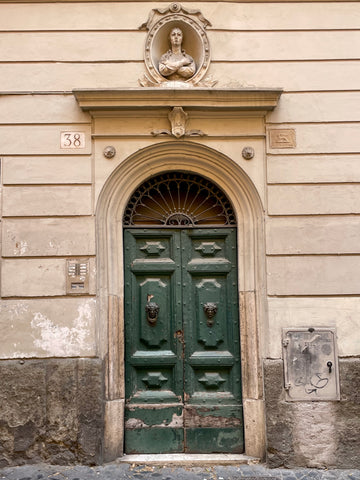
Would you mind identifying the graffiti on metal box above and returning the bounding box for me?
[282,328,340,401]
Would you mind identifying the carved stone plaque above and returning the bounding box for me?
[269,128,296,148]
[282,328,340,401]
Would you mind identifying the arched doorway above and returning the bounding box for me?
[123,172,242,453]
[96,142,267,461]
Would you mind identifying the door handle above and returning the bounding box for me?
[174,330,184,344]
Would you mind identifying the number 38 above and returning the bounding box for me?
[61,132,85,149]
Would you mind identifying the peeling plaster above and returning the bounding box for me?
[30,300,95,356]
[4,303,29,317]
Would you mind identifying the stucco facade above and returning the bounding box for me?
[0,0,359,468]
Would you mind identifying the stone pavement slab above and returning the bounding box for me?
[119,454,255,466]
[0,463,360,480]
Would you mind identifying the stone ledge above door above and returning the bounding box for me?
[73,88,282,112]
[73,88,282,141]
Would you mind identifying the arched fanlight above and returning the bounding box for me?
[123,172,236,226]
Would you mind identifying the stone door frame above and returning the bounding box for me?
[95,141,267,461]
[73,87,282,462]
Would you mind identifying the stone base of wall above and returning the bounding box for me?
[0,358,103,467]
[264,358,360,469]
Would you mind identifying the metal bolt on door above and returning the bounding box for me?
[124,228,243,453]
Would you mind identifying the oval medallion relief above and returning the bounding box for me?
[142,4,211,86]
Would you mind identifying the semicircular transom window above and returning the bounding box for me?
[123,172,236,227]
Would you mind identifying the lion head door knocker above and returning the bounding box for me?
[203,302,218,327]
[139,3,216,87]
[145,295,160,326]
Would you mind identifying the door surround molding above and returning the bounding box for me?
[95,141,268,461]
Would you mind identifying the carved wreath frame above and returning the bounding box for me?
[140,4,212,86]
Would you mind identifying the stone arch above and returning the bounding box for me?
[96,141,267,461]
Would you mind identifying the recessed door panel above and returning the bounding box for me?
[182,229,243,452]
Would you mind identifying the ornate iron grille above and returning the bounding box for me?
[123,172,236,226]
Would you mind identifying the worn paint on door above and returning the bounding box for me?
[124,228,243,453]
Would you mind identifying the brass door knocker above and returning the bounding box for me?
[203,302,218,327]
[145,301,160,326]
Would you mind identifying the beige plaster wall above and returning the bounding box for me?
[0,92,94,358]
[0,0,359,363]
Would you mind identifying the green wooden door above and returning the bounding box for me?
[124,228,243,453]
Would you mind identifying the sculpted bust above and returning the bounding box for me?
[158,27,196,81]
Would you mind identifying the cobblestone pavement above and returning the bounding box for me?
[0,463,359,480]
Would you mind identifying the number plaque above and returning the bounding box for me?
[60,132,85,149]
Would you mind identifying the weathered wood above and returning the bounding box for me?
[184,405,243,428]
[124,228,243,453]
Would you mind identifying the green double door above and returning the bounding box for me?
[124,228,243,453]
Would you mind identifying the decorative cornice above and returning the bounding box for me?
[139,3,212,31]
[73,88,282,113]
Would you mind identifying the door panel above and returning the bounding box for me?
[182,229,243,452]
[124,230,183,453]
[124,228,243,454]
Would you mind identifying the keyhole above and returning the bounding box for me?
[327,361,333,373]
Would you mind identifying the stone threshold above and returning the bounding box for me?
[117,453,260,466]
